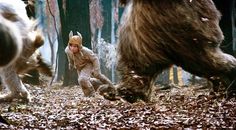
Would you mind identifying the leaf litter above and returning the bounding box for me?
[0,82,236,129]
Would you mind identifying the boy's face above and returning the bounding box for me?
[69,44,80,54]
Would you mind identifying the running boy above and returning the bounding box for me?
[65,31,113,97]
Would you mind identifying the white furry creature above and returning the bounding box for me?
[0,0,45,102]
[0,0,26,67]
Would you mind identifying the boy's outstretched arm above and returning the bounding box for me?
[64,46,75,69]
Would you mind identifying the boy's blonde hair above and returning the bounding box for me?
[68,31,82,48]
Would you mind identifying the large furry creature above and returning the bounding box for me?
[0,0,48,102]
[108,0,236,102]
[0,1,23,67]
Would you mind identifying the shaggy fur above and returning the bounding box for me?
[0,2,24,67]
[114,0,236,102]
[0,1,49,102]
[22,0,35,18]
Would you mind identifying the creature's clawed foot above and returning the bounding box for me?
[0,91,31,103]
[99,83,151,103]
[18,90,31,103]
[117,84,149,103]
[98,84,119,101]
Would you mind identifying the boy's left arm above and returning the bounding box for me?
[90,53,100,72]
[87,50,100,72]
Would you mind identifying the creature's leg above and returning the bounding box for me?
[115,61,171,103]
[115,70,156,103]
[0,66,31,102]
[78,65,95,97]
[0,20,22,67]
[180,49,236,96]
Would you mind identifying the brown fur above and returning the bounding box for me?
[0,1,49,102]
[22,0,35,18]
[113,0,236,102]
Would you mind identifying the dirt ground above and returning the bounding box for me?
[0,81,236,129]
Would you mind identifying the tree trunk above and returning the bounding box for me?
[101,0,112,43]
[56,0,67,83]
[67,0,91,48]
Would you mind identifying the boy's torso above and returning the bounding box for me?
[69,47,93,70]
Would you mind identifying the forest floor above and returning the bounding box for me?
[0,79,236,129]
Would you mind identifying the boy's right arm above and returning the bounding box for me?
[65,46,74,69]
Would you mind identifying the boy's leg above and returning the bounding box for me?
[90,78,102,91]
[78,65,95,97]
[93,71,113,86]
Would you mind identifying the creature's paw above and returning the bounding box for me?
[18,90,32,103]
[116,84,150,103]
[28,30,44,48]
[98,84,119,101]
[0,93,15,102]
[0,91,31,103]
